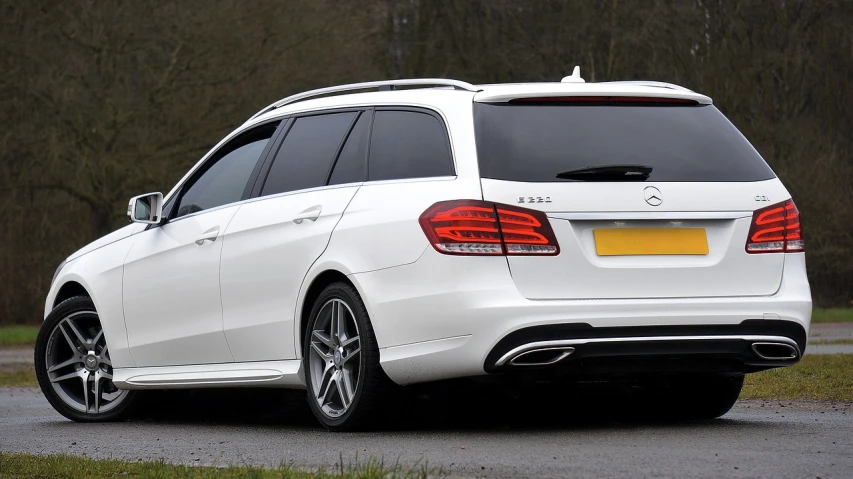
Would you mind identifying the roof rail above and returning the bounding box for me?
[248,78,480,121]
[602,80,694,93]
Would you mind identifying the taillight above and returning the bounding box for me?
[419,200,560,256]
[746,199,803,253]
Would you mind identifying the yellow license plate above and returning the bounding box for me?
[594,228,709,256]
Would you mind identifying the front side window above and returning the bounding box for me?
[175,122,278,218]
[261,112,358,196]
[368,110,454,181]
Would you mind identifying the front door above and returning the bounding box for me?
[122,120,280,367]
[123,206,240,366]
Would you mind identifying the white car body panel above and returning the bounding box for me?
[63,223,146,263]
[43,79,813,391]
[355,249,811,384]
[481,178,792,299]
[220,185,360,362]
[123,205,241,367]
[44,229,141,368]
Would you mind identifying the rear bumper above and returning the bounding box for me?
[485,321,804,376]
[350,249,811,385]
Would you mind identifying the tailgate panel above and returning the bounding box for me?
[481,179,789,300]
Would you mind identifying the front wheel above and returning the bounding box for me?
[303,282,388,431]
[34,296,138,422]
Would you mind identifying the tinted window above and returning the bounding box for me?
[474,103,775,182]
[261,112,357,196]
[368,110,454,181]
[175,123,278,218]
[328,112,370,185]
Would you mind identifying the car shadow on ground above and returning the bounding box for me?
[130,379,763,433]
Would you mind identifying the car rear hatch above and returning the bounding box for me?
[473,87,788,300]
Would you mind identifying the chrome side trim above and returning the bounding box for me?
[494,335,800,367]
[113,360,304,389]
[547,211,752,221]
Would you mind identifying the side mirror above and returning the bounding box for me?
[127,192,164,225]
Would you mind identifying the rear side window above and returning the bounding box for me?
[261,112,357,196]
[328,111,370,185]
[368,110,454,181]
[473,103,775,182]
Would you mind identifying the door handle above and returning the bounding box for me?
[195,227,220,245]
[293,206,322,224]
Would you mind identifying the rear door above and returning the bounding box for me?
[473,100,787,300]
[220,110,369,362]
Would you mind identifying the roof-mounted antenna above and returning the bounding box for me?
[561,66,585,83]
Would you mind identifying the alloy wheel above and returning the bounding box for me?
[308,298,361,418]
[44,311,129,414]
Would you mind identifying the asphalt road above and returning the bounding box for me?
[1,386,851,479]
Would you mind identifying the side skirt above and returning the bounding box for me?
[113,360,304,389]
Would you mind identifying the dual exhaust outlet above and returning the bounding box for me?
[500,337,801,367]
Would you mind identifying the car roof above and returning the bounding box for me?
[473,81,712,104]
[247,78,712,126]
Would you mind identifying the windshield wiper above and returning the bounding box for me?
[556,164,653,181]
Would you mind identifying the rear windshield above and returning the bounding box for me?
[473,103,775,182]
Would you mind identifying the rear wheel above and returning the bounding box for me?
[303,282,387,431]
[34,296,137,422]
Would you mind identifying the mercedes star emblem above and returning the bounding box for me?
[644,186,662,206]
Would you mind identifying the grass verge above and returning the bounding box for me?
[0,453,434,479]
[812,308,853,323]
[742,354,853,401]
[0,368,37,388]
[0,326,39,347]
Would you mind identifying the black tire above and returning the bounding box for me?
[647,374,744,420]
[34,296,138,422]
[303,282,388,431]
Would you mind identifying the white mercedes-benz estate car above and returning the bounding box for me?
[36,69,812,430]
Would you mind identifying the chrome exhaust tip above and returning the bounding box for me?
[508,347,575,367]
[751,342,799,361]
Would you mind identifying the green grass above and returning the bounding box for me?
[742,354,853,401]
[0,453,435,479]
[0,368,37,387]
[0,325,39,347]
[812,308,853,323]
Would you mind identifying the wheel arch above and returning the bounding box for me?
[52,281,91,309]
[296,269,364,358]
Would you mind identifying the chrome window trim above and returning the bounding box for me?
[158,176,459,226]
[163,103,459,215]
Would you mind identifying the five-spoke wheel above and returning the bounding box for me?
[303,282,387,430]
[35,296,137,422]
[308,298,361,417]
